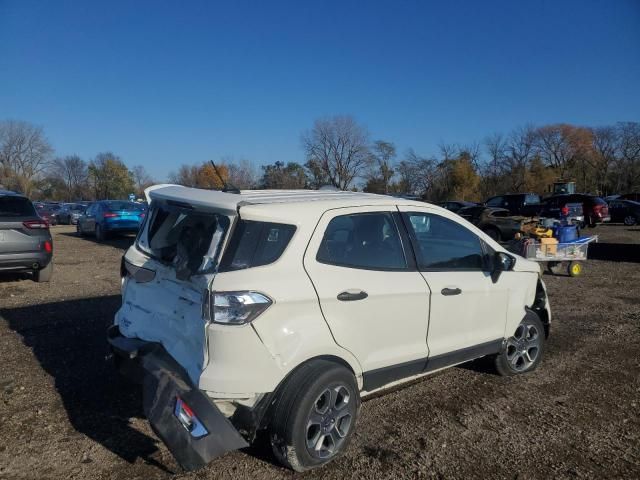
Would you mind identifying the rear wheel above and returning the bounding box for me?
[34,262,53,282]
[95,224,107,241]
[624,215,637,226]
[494,312,545,376]
[568,261,582,277]
[269,360,360,472]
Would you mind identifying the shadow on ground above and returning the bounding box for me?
[1,296,174,473]
[59,231,136,250]
[589,242,640,263]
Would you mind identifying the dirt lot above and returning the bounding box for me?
[1,225,639,479]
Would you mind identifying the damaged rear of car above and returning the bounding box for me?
[110,186,249,469]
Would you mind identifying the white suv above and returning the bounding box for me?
[109,187,551,472]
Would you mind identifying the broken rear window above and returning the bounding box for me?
[137,203,230,279]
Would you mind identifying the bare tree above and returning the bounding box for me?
[503,125,538,191]
[225,158,258,189]
[51,155,88,201]
[401,149,438,197]
[615,122,640,192]
[368,140,396,194]
[302,115,371,190]
[0,120,53,195]
[132,165,154,196]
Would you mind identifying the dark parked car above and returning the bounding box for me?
[457,206,522,241]
[437,200,478,213]
[0,192,53,282]
[484,193,542,216]
[619,192,640,202]
[607,199,640,225]
[538,197,584,225]
[77,200,145,241]
[57,203,87,224]
[544,194,610,227]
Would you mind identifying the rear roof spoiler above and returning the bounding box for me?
[144,184,241,216]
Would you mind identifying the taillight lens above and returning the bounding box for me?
[23,220,49,229]
[43,240,52,253]
[205,291,272,325]
[103,212,118,218]
[561,206,569,216]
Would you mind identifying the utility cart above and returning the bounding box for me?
[524,235,598,277]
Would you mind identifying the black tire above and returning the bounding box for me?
[76,222,85,236]
[269,360,360,472]
[95,224,107,241]
[482,227,501,241]
[494,311,545,376]
[623,215,637,226]
[34,261,53,282]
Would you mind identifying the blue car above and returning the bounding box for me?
[77,200,145,241]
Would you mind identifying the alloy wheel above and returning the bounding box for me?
[505,322,541,372]
[624,215,636,226]
[305,384,354,459]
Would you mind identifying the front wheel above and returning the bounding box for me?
[269,360,360,472]
[494,312,545,376]
[624,215,637,226]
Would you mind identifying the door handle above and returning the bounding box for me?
[441,287,462,296]
[337,290,368,301]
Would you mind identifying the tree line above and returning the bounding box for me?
[1,117,639,202]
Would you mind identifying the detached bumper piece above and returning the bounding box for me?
[107,327,248,471]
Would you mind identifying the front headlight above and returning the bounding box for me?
[207,291,272,325]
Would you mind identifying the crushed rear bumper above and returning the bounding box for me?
[107,326,248,471]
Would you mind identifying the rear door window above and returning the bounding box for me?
[403,212,485,271]
[219,220,296,271]
[316,212,407,270]
[0,196,37,217]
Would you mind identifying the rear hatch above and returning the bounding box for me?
[115,187,239,384]
[0,195,50,256]
[562,202,583,220]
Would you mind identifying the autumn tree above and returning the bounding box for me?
[302,115,371,190]
[168,162,228,189]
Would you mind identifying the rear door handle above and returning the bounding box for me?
[441,287,462,296]
[337,290,368,301]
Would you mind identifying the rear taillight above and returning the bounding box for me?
[174,396,208,438]
[103,212,118,218]
[23,220,49,229]
[43,240,52,253]
[561,206,569,216]
[593,205,603,217]
[203,291,272,325]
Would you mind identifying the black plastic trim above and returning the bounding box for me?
[362,339,503,391]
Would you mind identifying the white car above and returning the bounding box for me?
[109,187,551,471]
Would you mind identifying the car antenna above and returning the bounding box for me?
[210,160,240,194]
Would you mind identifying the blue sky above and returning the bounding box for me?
[1,0,639,180]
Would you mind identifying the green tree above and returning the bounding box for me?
[88,152,135,199]
[261,161,307,189]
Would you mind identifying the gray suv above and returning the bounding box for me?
[0,191,53,282]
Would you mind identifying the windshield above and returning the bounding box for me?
[106,201,141,211]
[137,202,230,280]
[0,196,37,217]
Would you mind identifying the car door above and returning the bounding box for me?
[304,206,431,387]
[609,201,623,222]
[398,206,509,358]
[83,204,97,232]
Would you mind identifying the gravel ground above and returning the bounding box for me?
[0,224,639,479]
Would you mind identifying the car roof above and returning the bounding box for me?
[147,185,438,220]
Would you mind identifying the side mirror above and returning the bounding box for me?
[491,251,515,283]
